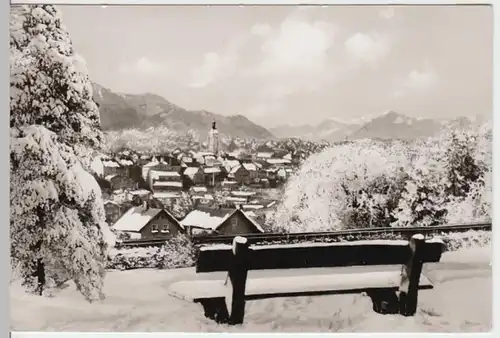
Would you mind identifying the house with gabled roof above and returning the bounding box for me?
[242,162,259,182]
[229,165,250,185]
[203,166,223,187]
[180,206,264,236]
[102,159,123,177]
[105,174,138,192]
[183,167,205,186]
[112,202,185,240]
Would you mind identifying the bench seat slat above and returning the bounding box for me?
[168,271,434,302]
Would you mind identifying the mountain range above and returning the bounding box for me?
[92,83,490,142]
[92,83,274,140]
[270,111,491,142]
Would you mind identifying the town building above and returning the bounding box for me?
[180,206,264,236]
[112,202,185,240]
[183,167,205,186]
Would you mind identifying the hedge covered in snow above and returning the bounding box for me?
[107,234,195,270]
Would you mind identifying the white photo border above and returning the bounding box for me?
[5,1,498,337]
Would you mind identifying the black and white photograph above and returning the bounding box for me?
[9,2,493,333]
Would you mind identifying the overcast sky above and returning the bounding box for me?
[58,5,492,127]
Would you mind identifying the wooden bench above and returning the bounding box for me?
[168,234,445,325]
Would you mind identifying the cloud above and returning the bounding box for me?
[393,66,439,98]
[189,52,226,88]
[117,57,169,75]
[256,16,336,75]
[405,69,439,89]
[344,32,390,66]
[379,7,395,20]
[245,100,284,119]
[188,36,247,88]
[251,23,272,37]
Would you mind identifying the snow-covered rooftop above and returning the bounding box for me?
[153,192,181,199]
[224,159,240,166]
[128,189,151,196]
[119,159,134,166]
[191,194,214,200]
[180,209,232,230]
[195,152,214,157]
[150,170,180,178]
[267,158,291,165]
[266,201,276,208]
[154,181,182,188]
[241,204,264,210]
[230,165,242,174]
[242,163,257,171]
[112,206,163,232]
[143,158,159,167]
[231,191,256,197]
[226,197,247,202]
[183,167,200,177]
[204,167,221,174]
[257,152,274,158]
[191,186,208,193]
[102,160,120,168]
[105,174,117,181]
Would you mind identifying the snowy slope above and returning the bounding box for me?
[10,246,491,332]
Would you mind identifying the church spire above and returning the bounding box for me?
[208,119,219,155]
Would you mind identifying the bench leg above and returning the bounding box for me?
[228,237,250,325]
[399,234,425,316]
[366,289,400,314]
[199,298,230,324]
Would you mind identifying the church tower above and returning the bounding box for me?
[207,119,219,155]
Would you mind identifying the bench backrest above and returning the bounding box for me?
[196,237,445,273]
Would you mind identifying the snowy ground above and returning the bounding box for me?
[10,246,492,332]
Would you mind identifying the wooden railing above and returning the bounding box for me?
[115,222,491,248]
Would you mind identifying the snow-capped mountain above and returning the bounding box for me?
[270,111,491,142]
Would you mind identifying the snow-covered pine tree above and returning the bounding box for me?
[10,5,114,301]
[10,4,102,167]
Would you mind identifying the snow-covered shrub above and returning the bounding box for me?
[269,140,411,232]
[272,123,492,232]
[391,139,449,227]
[393,124,492,227]
[441,127,488,198]
[10,5,114,301]
[107,234,195,270]
[154,234,195,269]
[444,122,493,224]
[442,230,492,251]
[444,177,492,224]
[107,247,159,270]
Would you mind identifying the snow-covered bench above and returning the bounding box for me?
[168,234,445,325]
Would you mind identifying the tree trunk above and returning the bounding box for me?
[31,240,45,296]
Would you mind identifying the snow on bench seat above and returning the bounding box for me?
[168,270,434,302]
